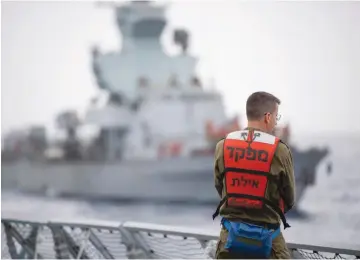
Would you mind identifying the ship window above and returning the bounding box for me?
[191,77,202,87]
[117,129,126,138]
[132,19,166,38]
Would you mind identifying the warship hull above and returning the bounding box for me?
[1,152,322,209]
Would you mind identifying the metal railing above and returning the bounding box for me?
[1,218,359,259]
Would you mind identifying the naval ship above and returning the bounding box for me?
[1,1,331,211]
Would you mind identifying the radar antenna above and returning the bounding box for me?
[173,29,189,54]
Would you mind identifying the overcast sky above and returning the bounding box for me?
[2,0,360,137]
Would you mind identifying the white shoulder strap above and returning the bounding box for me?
[226,130,277,145]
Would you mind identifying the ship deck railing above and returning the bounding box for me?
[1,217,359,259]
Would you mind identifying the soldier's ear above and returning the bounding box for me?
[264,112,270,123]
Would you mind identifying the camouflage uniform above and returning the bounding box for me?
[214,128,295,259]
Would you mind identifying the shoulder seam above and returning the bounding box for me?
[279,139,293,162]
[279,139,291,150]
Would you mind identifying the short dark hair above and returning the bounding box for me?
[246,91,281,120]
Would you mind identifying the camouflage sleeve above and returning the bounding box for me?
[214,139,225,198]
[276,141,296,213]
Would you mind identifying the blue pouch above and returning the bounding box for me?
[221,218,280,258]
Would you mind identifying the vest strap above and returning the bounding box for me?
[213,194,290,229]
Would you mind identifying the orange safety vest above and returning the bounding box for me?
[212,129,290,229]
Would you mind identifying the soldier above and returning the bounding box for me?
[213,91,295,259]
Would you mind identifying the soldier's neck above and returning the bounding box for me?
[247,121,267,133]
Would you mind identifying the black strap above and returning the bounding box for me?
[212,196,227,220]
[222,167,275,177]
[212,194,290,229]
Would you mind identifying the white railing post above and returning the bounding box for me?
[118,223,156,259]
